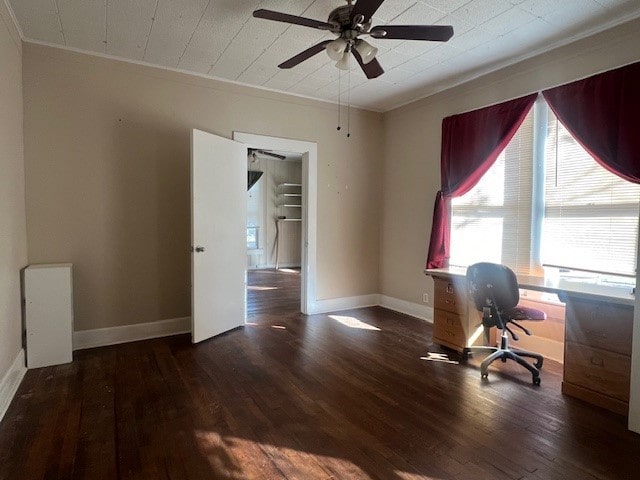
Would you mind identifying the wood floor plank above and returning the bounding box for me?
[1,269,639,479]
[72,349,118,480]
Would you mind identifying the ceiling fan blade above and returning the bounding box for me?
[249,148,287,160]
[370,25,454,41]
[278,40,332,69]
[352,48,384,79]
[253,9,333,30]
[257,150,286,160]
[350,0,386,22]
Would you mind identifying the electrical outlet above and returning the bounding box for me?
[422,293,429,304]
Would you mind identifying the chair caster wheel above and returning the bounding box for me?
[533,377,541,386]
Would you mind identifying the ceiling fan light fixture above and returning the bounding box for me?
[355,39,378,64]
[335,51,350,70]
[326,38,347,61]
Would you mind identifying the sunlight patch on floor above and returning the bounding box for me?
[394,471,446,480]
[195,432,373,478]
[245,322,287,330]
[420,353,459,364]
[194,431,245,479]
[277,268,300,273]
[329,315,381,331]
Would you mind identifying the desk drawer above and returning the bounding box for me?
[564,341,630,402]
[565,299,633,355]
[434,278,467,315]
[433,309,466,349]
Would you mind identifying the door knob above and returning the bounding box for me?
[195,246,205,252]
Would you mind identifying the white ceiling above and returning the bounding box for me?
[8,0,640,112]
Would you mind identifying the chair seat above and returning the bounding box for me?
[502,305,547,321]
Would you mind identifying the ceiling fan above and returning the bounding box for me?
[248,148,286,160]
[253,0,454,79]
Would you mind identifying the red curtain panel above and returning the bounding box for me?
[426,94,537,269]
[542,61,640,184]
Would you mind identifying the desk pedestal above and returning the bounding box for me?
[432,276,489,352]
[562,295,632,416]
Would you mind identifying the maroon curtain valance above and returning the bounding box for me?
[542,61,640,184]
[426,94,537,269]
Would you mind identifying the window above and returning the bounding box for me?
[541,115,640,276]
[247,226,259,250]
[450,108,534,274]
[450,97,640,278]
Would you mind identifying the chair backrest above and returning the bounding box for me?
[466,262,520,312]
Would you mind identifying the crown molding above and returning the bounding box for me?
[1,0,23,44]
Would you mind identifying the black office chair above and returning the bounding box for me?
[464,262,546,385]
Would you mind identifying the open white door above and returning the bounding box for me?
[191,129,246,343]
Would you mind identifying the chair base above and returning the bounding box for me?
[464,333,544,385]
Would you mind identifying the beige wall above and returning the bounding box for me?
[0,3,27,380]
[379,16,640,308]
[22,44,383,331]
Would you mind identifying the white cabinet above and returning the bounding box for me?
[23,264,74,368]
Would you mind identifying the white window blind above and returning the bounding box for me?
[450,110,534,274]
[541,108,640,276]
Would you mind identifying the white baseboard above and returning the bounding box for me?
[73,317,191,351]
[70,296,432,351]
[309,294,381,314]
[379,295,434,323]
[303,294,435,321]
[247,264,301,270]
[0,349,27,423]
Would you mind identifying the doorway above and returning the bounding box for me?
[246,149,302,316]
[233,132,317,315]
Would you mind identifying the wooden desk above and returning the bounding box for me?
[425,268,635,415]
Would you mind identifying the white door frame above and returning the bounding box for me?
[233,132,317,315]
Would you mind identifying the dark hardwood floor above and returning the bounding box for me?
[247,268,300,316]
[1,270,639,479]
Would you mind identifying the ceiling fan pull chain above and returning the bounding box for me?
[347,58,351,138]
[337,68,342,131]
